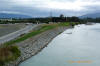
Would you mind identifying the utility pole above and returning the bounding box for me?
[50,11,52,22]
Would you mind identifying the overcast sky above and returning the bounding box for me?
[0,0,100,17]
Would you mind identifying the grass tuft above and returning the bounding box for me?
[0,46,21,66]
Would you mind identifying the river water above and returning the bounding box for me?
[19,23,100,66]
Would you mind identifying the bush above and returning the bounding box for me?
[0,46,21,66]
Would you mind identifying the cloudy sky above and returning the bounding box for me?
[0,0,100,17]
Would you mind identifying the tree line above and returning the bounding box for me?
[0,14,100,24]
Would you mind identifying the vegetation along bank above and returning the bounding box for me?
[0,22,80,66]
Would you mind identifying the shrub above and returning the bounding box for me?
[0,46,21,66]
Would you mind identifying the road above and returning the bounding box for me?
[0,24,39,45]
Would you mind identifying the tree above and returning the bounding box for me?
[60,14,64,19]
[67,16,80,22]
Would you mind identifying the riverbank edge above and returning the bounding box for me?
[5,25,72,66]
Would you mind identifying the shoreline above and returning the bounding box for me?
[5,26,72,66]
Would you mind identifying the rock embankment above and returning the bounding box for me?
[6,26,71,66]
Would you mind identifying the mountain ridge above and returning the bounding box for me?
[0,13,32,18]
[80,13,100,18]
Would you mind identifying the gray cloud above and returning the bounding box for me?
[0,0,100,17]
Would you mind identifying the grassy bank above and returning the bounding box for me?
[4,22,79,46]
[0,46,21,66]
[0,22,79,65]
[4,24,57,46]
[4,22,73,46]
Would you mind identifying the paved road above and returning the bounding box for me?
[0,24,39,45]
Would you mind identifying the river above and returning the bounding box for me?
[19,23,100,66]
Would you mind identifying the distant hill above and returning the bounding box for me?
[0,13,32,18]
[80,13,100,18]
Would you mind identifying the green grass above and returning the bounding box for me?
[0,46,21,66]
[4,22,79,46]
[58,22,70,26]
[4,24,58,46]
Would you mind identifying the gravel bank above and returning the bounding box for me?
[5,26,72,66]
